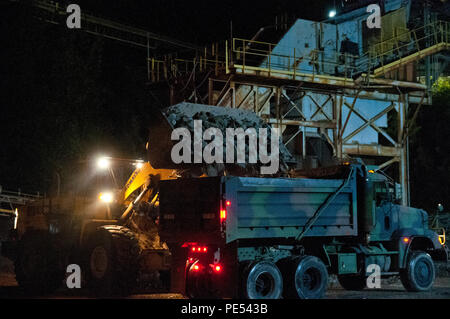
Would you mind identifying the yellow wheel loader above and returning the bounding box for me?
[2,161,174,296]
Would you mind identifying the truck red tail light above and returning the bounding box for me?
[220,209,227,221]
[220,200,230,222]
[193,264,200,271]
[191,246,208,253]
[209,264,222,273]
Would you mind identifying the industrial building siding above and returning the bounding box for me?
[224,176,358,243]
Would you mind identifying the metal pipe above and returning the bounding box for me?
[355,75,428,90]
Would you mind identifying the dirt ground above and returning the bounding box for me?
[0,256,449,299]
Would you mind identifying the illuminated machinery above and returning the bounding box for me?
[148,0,450,206]
[1,156,174,295]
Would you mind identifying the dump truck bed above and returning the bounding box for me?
[223,175,358,243]
[159,171,358,245]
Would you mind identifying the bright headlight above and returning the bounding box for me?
[135,161,144,169]
[97,157,111,170]
[99,192,114,203]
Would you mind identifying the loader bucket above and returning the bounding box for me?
[147,102,295,173]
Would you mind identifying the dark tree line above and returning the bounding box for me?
[410,79,450,213]
[1,4,153,194]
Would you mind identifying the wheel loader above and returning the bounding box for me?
[1,159,174,295]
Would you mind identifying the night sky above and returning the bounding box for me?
[0,0,449,212]
[0,0,334,194]
[77,0,335,43]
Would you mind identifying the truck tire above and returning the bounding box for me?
[85,225,140,296]
[185,260,215,299]
[14,231,65,295]
[400,251,435,292]
[337,274,366,291]
[241,261,283,299]
[279,256,328,299]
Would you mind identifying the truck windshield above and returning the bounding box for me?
[374,181,390,205]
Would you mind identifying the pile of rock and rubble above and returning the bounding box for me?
[163,102,295,177]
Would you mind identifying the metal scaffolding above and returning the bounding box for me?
[147,19,449,206]
[15,0,448,207]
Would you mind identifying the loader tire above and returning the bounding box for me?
[85,225,140,296]
[278,255,328,299]
[14,231,65,295]
[400,251,435,292]
[241,260,283,299]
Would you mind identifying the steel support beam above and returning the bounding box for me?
[398,95,409,206]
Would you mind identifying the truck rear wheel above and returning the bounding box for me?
[185,260,216,299]
[241,261,283,299]
[14,231,65,295]
[85,225,140,296]
[400,251,435,292]
[279,256,328,299]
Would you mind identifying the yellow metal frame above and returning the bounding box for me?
[148,20,449,87]
[122,162,174,201]
[369,20,450,77]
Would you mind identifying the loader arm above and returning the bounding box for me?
[121,162,174,203]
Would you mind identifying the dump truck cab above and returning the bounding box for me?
[367,171,447,267]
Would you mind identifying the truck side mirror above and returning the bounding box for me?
[437,203,444,212]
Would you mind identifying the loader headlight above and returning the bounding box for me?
[99,192,114,203]
[96,156,111,170]
[135,160,144,169]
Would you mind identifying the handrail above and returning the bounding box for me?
[231,37,360,78]
[147,20,449,84]
[367,20,449,77]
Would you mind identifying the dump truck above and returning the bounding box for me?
[158,164,447,299]
[144,102,448,299]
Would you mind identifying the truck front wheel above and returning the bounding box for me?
[400,251,435,292]
[241,261,283,299]
[279,256,328,299]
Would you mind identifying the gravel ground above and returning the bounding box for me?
[0,256,448,299]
